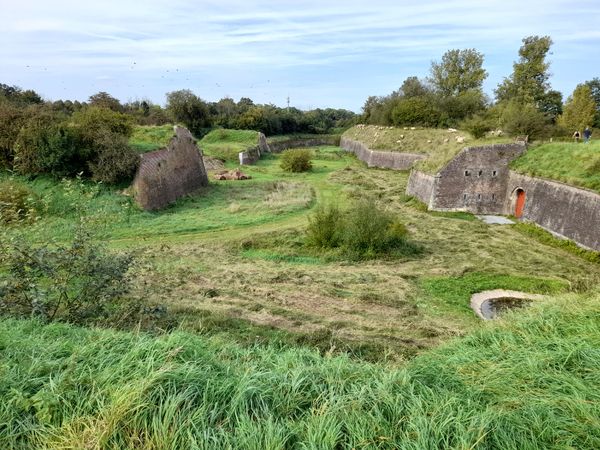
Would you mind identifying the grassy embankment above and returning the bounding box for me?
[2,140,598,360]
[129,124,175,153]
[199,128,259,162]
[342,125,512,173]
[1,291,599,449]
[511,140,600,193]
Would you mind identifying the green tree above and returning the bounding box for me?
[558,84,597,132]
[499,100,549,139]
[88,91,123,112]
[495,36,553,106]
[429,49,487,96]
[583,78,600,127]
[166,90,212,136]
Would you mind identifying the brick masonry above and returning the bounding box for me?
[132,126,208,211]
[340,137,425,170]
[406,142,600,250]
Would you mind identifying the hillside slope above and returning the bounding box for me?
[342,125,512,173]
[1,293,599,449]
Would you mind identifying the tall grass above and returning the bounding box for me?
[1,292,599,449]
[511,140,600,192]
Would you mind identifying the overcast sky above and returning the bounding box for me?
[2,0,599,111]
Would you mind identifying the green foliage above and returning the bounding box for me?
[305,204,343,248]
[558,84,597,131]
[0,102,31,167]
[71,106,134,138]
[499,100,549,139]
[461,113,494,138]
[87,130,139,184]
[0,180,39,225]
[0,227,134,324]
[165,89,211,136]
[390,96,439,126]
[495,35,554,106]
[514,222,600,263]
[280,148,313,172]
[88,91,123,112]
[306,200,418,260]
[429,48,487,96]
[1,291,599,448]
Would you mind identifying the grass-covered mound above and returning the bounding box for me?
[199,128,259,162]
[342,125,512,173]
[1,293,599,449]
[129,124,175,153]
[511,140,600,193]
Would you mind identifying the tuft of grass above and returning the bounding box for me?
[511,140,600,192]
[1,291,599,448]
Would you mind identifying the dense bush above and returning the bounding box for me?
[280,148,313,172]
[0,180,39,225]
[461,113,494,138]
[87,130,139,184]
[306,200,418,259]
[499,100,550,139]
[0,227,134,324]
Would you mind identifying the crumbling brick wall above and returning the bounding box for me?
[132,126,208,210]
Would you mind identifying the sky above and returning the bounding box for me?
[1,0,599,112]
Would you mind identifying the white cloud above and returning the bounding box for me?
[1,0,599,109]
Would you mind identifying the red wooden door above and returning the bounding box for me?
[515,190,525,218]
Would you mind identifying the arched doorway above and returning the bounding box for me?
[515,189,526,218]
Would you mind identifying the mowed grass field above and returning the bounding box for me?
[2,131,600,448]
[3,143,598,360]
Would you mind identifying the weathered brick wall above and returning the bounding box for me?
[132,126,208,211]
[505,172,600,250]
[432,143,526,213]
[340,137,425,170]
[406,170,436,206]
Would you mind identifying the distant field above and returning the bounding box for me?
[129,124,174,153]
[511,140,600,193]
[199,128,259,161]
[342,125,512,173]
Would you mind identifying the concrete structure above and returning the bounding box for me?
[132,126,208,211]
[239,133,337,165]
[405,142,600,250]
[340,137,425,170]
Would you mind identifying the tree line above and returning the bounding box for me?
[362,36,600,139]
[0,85,357,185]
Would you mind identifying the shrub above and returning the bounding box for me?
[88,131,139,184]
[306,204,343,248]
[0,180,39,224]
[0,227,134,324]
[499,100,550,139]
[306,200,419,260]
[280,148,313,172]
[461,113,494,138]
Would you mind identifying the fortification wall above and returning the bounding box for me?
[268,136,338,153]
[506,172,600,250]
[406,170,436,206]
[340,137,425,170]
[432,143,526,214]
[132,126,208,211]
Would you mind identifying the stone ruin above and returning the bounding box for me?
[132,126,209,211]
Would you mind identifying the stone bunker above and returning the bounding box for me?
[132,126,209,211]
[470,289,544,320]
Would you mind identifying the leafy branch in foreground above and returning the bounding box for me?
[0,226,134,324]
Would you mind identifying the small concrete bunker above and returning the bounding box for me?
[470,290,544,320]
[132,126,209,211]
